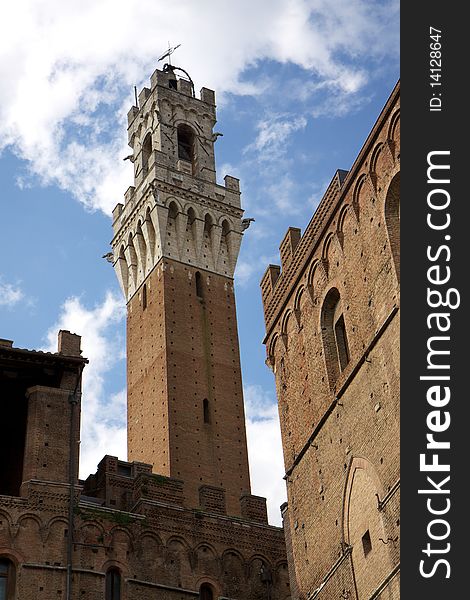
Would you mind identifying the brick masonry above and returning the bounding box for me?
[0,68,289,599]
[261,82,400,600]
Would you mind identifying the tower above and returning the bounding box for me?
[111,66,251,516]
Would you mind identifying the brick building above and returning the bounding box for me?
[0,66,289,599]
[261,83,400,599]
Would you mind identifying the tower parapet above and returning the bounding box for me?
[112,68,244,302]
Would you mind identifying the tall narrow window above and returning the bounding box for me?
[321,288,350,386]
[177,124,194,163]
[203,399,210,424]
[0,559,15,600]
[195,271,203,299]
[199,583,214,600]
[362,530,372,557]
[142,133,152,175]
[142,283,147,310]
[105,568,121,600]
[334,314,350,371]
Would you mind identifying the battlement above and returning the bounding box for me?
[261,170,347,331]
[82,455,268,523]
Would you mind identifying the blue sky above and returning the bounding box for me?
[0,0,399,525]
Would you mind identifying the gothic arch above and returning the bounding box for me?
[306,258,322,288]
[369,142,384,174]
[321,287,350,386]
[342,457,391,599]
[387,109,400,144]
[352,173,368,219]
[384,171,400,282]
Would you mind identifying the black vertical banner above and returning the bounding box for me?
[401,4,466,598]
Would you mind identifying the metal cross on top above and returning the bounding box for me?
[157,42,181,66]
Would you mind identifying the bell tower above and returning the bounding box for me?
[111,65,251,516]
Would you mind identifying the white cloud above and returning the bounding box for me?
[245,384,286,526]
[43,291,127,478]
[244,115,307,161]
[0,279,24,307]
[236,252,279,287]
[0,0,398,215]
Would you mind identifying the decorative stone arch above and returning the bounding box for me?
[384,171,400,282]
[117,244,129,298]
[134,219,148,278]
[387,109,401,150]
[248,555,274,596]
[166,197,183,214]
[126,232,138,289]
[184,202,201,221]
[280,309,294,337]
[267,333,280,371]
[109,526,134,556]
[352,173,368,220]
[139,530,163,547]
[342,456,392,599]
[369,142,384,175]
[321,231,337,274]
[221,548,245,564]
[293,285,307,326]
[166,534,191,552]
[306,258,324,291]
[17,513,43,529]
[144,205,156,259]
[194,541,219,557]
[337,204,354,249]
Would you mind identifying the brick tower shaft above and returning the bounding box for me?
[111,66,251,515]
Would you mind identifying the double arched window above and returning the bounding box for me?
[0,559,15,600]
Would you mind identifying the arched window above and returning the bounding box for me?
[195,271,203,299]
[142,133,152,175]
[105,567,121,600]
[203,399,210,424]
[0,558,15,600]
[321,288,350,385]
[177,124,194,163]
[142,283,147,310]
[199,583,214,600]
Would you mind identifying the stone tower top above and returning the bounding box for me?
[111,67,244,302]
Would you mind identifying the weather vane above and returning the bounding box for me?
[157,42,181,66]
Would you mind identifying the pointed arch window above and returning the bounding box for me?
[321,288,350,385]
[142,133,152,175]
[105,567,121,600]
[0,558,15,600]
[177,124,195,163]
